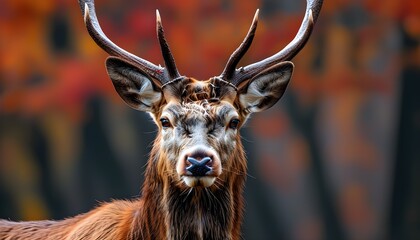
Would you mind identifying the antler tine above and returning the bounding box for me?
[156,10,182,80]
[79,0,169,85]
[220,9,259,81]
[225,0,323,86]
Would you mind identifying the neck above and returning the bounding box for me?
[166,183,233,239]
[133,143,247,240]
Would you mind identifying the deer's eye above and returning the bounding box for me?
[160,118,171,128]
[229,119,240,130]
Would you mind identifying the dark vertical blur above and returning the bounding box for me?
[389,22,420,240]
[0,0,419,239]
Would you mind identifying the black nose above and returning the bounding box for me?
[186,157,212,176]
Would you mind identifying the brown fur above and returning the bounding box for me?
[1,0,321,237]
[0,140,247,240]
[0,82,248,240]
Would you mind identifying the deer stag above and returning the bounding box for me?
[0,0,322,239]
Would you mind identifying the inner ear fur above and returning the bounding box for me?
[106,57,163,112]
[237,61,294,113]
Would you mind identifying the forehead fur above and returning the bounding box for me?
[158,78,240,124]
[163,100,236,123]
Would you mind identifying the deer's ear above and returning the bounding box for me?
[237,61,293,113]
[106,57,163,112]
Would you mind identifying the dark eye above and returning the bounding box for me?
[229,119,240,130]
[160,118,171,128]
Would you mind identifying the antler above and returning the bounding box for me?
[220,0,323,87]
[156,10,182,80]
[220,10,259,81]
[78,0,181,86]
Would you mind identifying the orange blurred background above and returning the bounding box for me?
[0,0,419,239]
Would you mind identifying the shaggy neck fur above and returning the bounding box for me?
[132,137,247,240]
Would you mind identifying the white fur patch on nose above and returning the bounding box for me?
[183,176,216,188]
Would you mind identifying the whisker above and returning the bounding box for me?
[180,186,190,195]
[240,134,254,143]
[207,188,217,201]
[212,178,223,190]
[224,168,256,179]
[183,187,194,203]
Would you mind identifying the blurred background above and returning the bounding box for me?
[0,0,419,239]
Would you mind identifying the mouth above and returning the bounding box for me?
[182,176,216,188]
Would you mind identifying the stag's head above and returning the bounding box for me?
[79,0,322,189]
